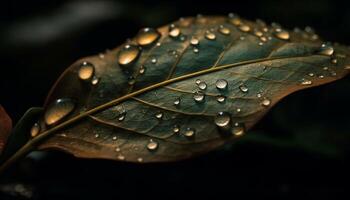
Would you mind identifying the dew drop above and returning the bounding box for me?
[128,76,135,85]
[78,62,94,81]
[151,57,157,64]
[216,79,228,90]
[232,126,245,136]
[117,44,140,66]
[173,125,180,133]
[91,76,99,85]
[174,97,181,106]
[95,134,100,138]
[308,73,315,77]
[236,108,241,113]
[169,25,181,38]
[254,30,263,37]
[214,112,231,127]
[217,95,226,103]
[260,36,267,42]
[240,36,245,40]
[238,24,251,32]
[195,79,201,85]
[112,136,117,141]
[147,139,158,151]
[137,157,143,162]
[44,98,75,126]
[198,82,207,90]
[118,155,125,160]
[319,75,325,79]
[301,79,312,85]
[184,128,195,137]
[275,31,290,40]
[261,98,271,107]
[155,112,163,119]
[136,27,160,46]
[228,15,241,26]
[190,37,199,45]
[331,58,337,64]
[193,48,199,53]
[193,91,205,102]
[319,44,334,56]
[205,31,216,40]
[139,65,146,74]
[115,147,121,152]
[30,123,40,137]
[218,25,231,35]
[239,84,249,93]
[257,93,262,98]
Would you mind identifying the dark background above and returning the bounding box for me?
[1,0,350,199]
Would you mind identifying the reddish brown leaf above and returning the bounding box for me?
[0,105,12,154]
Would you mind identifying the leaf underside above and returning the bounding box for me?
[35,16,349,163]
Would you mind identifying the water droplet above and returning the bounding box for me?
[173,125,180,133]
[331,58,337,64]
[260,36,267,42]
[261,98,271,107]
[112,136,117,141]
[95,134,100,138]
[216,79,228,90]
[198,82,207,90]
[174,97,181,106]
[319,75,324,79]
[217,95,226,103]
[205,31,216,40]
[240,36,245,40]
[137,157,143,162]
[44,98,75,126]
[30,123,40,137]
[169,25,181,38]
[151,57,157,64]
[147,139,158,151]
[236,108,241,113]
[323,66,329,71]
[193,91,205,102]
[232,126,245,136]
[155,112,163,119]
[254,30,263,37]
[239,84,249,93]
[275,31,290,40]
[136,27,160,46]
[228,16,241,26]
[118,44,140,66]
[218,25,230,35]
[128,76,135,85]
[215,112,231,127]
[258,42,264,46]
[118,155,125,160]
[190,37,199,45]
[301,79,312,85]
[78,62,94,81]
[195,79,201,85]
[308,73,314,77]
[91,76,99,85]
[319,44,334,56]
[139,65,146,74]
[156,42,161,46]
[238,24,251,32]
[184,128,195,137]
[257,93,262,98]
[193,48,199,53]
[115,147,121,152]
[345,65,350,70]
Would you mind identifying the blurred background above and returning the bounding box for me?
[1,0,350,199]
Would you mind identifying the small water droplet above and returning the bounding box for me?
[128,76,135,85]
[232,126,245,136]
[215,112,231,127]
[118,154,125,160]
[151,57,157,64]
[331,58,337,64]
[308,73,314,77]
[257,93,262,98]
[99,53,105,59]
[261,98,271,107]
[136,27,160,46]
[301,79,312,85]
[323,66,329,71]
[118,44,140,66]
[216,79,228,90]
[205,31,216,40]
[115,147,121,152]
[190,37,199,45]
[254,30,263,37]
[193,91,205,102]
[139,65,146,74]
[91,76,99,85]
[198,82,207,90]
[275,30,290,40]
[137,157,143,162]
[78,62,94,81]
[147,139,158,151]
[169,25,181,38]
[218,25,231,35]
[156,42,161,46]
[319,75,325,79]
[238,24,251,32]
[229,15,241,26]
[345,65,350,70]
[173,125,180,133]
[258,42,264,46]
[30,123,40,137]
[174,97,181,106]
[193,48,199,53]
[184,128,195,137]
[155,112,163,119]
[195,79,201,85]
[319,44,334,56]
[95,134,100,138]
[260,36,267,42]
[239,84,249,93]
[236,108,241,113]
[112,136,117,141]
[217,95,226,103]
[44,98,75,126]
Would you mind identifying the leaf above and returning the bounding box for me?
[0,105,12,154]
[0,108,43,163]
[3,15,350,166]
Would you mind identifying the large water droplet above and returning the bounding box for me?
[169,24,181,38]
[44,98,75,126]
[205,31,216,40]
[238,24,251,32]
[30,123,40,137]
[184,128,195,137]
[218,25,230,35]
[261,98,271,107]
[275,31,290,40]
[118,45,140,66]
[136,27,160,46]
[214,112,231,127]
[216,79,228,90]
[193,91,205,102]
[319,44,334,56]
[147,139,158,151]
[198,82,207,90]
[217,95,226,103]
[190,37,199,45]
[78,62,94,81]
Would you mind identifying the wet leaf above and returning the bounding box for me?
[11,15,350,163]
[0,105,12,154]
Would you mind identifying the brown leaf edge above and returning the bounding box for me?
[0,105,12,154]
